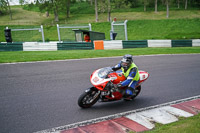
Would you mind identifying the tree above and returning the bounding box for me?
[95,0,98,22]
[0,0,12,19]
[114,0,131,9]
[185,0,188,9]
[37,1,50,17]
[125,0,138,8]
[144,0,148,12]
[155,0,158,12]
[90,0,93,6]
[52,0,59,21]
[6,0,12,20]
[66,0,70,18]
[98,0,112,22]
[166,0,169,18]
[177,0,180,8]
[37,0,60,22]
[19,0,25,5]
[0,0,7,15]
[107,0,111,22]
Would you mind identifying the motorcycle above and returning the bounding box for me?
[78,67,149,108]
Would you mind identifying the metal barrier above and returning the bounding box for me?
[57,23,92,43]
[111,20,128,41]
[6,25,45,42]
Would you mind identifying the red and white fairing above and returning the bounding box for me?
[78,67,150,108]
[138,71,149,85]
[90,69,116,86]
[90,68,149,90]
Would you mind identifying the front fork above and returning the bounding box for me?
[85,87,100,100]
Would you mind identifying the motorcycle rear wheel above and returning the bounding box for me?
[78,87,100,108]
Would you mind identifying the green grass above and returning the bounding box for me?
[126,19,200,40]
[0,7,53,25]
[0,18,200,42]
[139,113,200,133]
[0,47,200,63]
[2,6,200,25]
[21,2,200,14]
[0,5,199,42]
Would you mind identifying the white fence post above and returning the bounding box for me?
[40,25,45,42]
[57,24,61,43]
[124,20,128,41]
[89,23,92,31]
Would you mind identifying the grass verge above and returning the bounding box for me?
[0,47,200,63]
[140,113,200,133]
[0,6,200,42]
[1,18,200,42]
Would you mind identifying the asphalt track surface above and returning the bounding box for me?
[0,54,200,133]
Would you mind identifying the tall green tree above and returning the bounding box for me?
[51,0,59,22]
[108,0,111,22]
[37,0,61,22]
[37,0,71,21]
[114,0,131,9]
[0,0,12,19]
[95,0,98,22]
[177,0,180,8]
[155,0,158,12]
[19,0,25,5]
[124,0,138,8]
[90,0,93,5]
[99,0,112,22]
[0,0,7,15]
[6,0,12,20]
[166,0,169,18]
[66,0,70,18]
[98,0,111,21]
[185,0,188,9]
[37,0,50,17]
[143,0,149,11]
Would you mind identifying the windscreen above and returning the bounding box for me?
[98,67,113,78]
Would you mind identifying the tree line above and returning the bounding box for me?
[0,0,199,21]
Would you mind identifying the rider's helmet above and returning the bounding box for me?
[121,54,133,70]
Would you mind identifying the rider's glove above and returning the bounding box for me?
[117,83,122,88]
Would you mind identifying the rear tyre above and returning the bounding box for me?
[124,85,141,101]
[78,87,100,108]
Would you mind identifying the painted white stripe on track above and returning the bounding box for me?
[126,114,155,129]
[160,106,194,117]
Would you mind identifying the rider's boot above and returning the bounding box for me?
[123,87,136,100]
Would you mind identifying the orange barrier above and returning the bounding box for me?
[94,40,104,50]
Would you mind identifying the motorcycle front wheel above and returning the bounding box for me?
[78,87,100,108]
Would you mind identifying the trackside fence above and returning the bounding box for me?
[6,25,45,42]
[111,20,128,41]
[1,39,199,51]
[57,23,92,43]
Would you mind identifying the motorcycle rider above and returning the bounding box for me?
[112,54,140,99]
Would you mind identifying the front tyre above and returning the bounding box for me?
[78,87,100,108]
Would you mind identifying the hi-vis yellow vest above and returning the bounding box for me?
[121,63,140,81]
